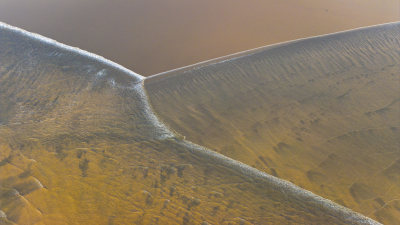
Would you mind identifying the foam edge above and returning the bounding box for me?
[0,20,383,224]
[0,21,144,81]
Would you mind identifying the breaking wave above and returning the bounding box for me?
[0,21,386,224]
[0,22,143,82]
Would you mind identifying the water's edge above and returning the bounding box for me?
[147,21,400,82]
[0,21,384,224]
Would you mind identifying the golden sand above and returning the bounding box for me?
[146,23,400,224]
[0,22,378,225]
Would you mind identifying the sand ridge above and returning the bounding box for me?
[0,21,390,224]
[145,21,400,224]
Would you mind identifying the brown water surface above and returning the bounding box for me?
[145,23,400,224]
[0,0,398,75]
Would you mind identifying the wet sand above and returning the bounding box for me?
[146,22,400,224]
[0,0,398,75]
[0,21,379,225]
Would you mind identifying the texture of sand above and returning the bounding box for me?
[0,21,380,225]
[146,22,400,224]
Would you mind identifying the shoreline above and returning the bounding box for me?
[146,21,400,82]
[0,20,388,224]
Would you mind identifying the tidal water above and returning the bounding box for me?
[0,0,398,75]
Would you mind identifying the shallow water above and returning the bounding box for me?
[0,22,383,225]
[0,0,398,75]
[145,22,400,224]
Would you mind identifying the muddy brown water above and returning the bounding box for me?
[0,0,398,75]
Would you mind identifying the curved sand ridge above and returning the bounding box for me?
[0,22,173,140]
[0,22,144,81]
[145,21,400,224]
[0,21,387,224]
[148,21,400,80]
[176,139,381,225]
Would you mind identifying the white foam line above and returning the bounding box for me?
[147,21,400,79]
[142,22,400,224]
[0,21,144,81]
[0,21,172,139]
[178,139,381,225]
[33,177,44,189]
[102,78,173,138]
[132,82,175,139]
[0,20,383,224]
